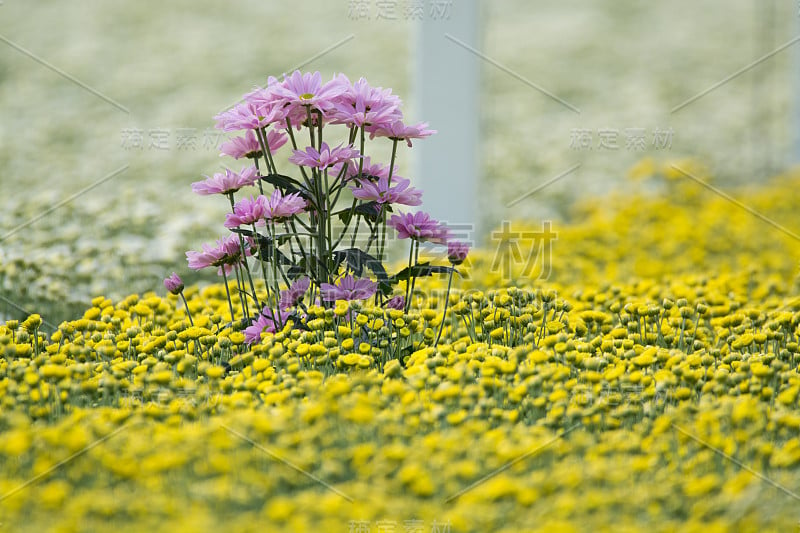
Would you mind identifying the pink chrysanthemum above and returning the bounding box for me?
[368,120,437,147]
[261,189,307,221]
[388,211,448,242]
[289,142,361,170]
[191,166,259,196]
[219,129,287,160]
[186,234,250,276]
[319,274,377,302]
[244,307,291,344]
[224,195,269,229]
[271,70,347,114]
[350,176,422,206]
[279,276,310,309]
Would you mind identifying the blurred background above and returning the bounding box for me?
[0,0,797,325]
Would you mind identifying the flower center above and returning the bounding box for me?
[300,93,315,100]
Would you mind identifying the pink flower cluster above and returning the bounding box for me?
[178,70,467,344]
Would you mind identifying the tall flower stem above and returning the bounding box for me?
[179,291,195,327]
[284,118,310,185]
[357,125,366,179]
[408,241,420,312]
[257,126,276,174]
[316,109,324,152]
[404,241,415,313]
[325,169,333,253]
[253,223,272,305]
[220,267,236,324]
[234,263,250,321]
[228,193,260,313]
[305,106,316,149]
[376,138,399,265]
[252,158,264,195]
[268,221,284,329]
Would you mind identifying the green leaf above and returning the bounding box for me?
[388,262,456,284]
[335,201,387,225]
[332,248,389,281]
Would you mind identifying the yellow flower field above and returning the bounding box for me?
[2,166,800,532]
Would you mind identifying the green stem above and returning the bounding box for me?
[252,157,264,195]
[253,223,271,305]
[305,106,316,149]
[268,222,284,329]
[221,267,236,324]
[228,193,260,314]
[255,127,275,176]
[404,241,415,312]
[179,292,194,326]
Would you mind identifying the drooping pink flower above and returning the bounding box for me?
[319,274,377,302]
[186,234,250,276]
[219,129,287,160]
[368,120,436,147]
[224,195,269,229]
[191,166,259,196]
[244,307,291,344]
[279,276,310,309]
[289,142,361,170]
[384,295,405,311]
[262,189,307,220]
[447,241,470,265]
[388,211,448,242]
[350,176,422,206]
[163,272,184,295]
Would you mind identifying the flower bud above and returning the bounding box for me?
[163,272,184,295]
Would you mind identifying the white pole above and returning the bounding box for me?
[414,0,482,245]
[795,6,800,163]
